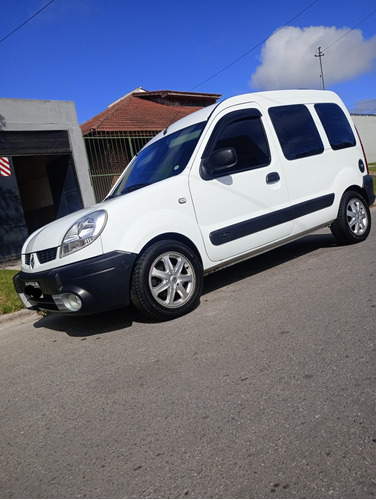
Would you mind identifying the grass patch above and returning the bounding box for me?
[0,270,24,314]
[369,164,376,194]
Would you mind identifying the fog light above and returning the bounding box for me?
[62,293,82,312]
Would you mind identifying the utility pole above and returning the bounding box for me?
[315,47,325,90]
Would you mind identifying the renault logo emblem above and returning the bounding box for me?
[30,254,35,269]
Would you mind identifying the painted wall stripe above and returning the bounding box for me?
[0,157,11,176]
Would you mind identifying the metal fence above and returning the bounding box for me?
[84,130,159,202]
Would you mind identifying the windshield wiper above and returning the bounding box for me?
[105,183,150,200]
[120,183,150,195]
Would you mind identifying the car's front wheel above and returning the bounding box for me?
[331,191,371,244]
[131,240,203,320]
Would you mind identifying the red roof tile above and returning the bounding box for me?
[81,90,220,136]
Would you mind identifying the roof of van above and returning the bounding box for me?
[147,89,342,145]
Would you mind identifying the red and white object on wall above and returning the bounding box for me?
[0,157,11,176]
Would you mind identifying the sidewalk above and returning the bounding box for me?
[0,259,21,271]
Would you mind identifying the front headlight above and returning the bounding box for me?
[60,210,107,257]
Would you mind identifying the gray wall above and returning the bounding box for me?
[0,98,95,206]
[0,99,95,261]
[351,115,376,164]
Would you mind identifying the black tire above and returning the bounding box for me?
[131,240,203,320]
[330,191,371,245]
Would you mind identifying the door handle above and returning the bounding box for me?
[266,172,280,184]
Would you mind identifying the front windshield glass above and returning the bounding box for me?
[107,121,206,199]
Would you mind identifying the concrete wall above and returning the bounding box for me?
[351,115,376,164]
[0,99,95,261]
[0,98,95,206]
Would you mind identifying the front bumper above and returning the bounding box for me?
[13,251,138,314]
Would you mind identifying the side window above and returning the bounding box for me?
[269,105,324,160]
[315,103,356,150]
[202,109,271,179]
[213,117,270,170]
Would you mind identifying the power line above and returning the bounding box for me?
[189,0,320,91]
[323,7,376,52]
[314,7,376,90]
[348,98,376,112]
[0,0,56,45]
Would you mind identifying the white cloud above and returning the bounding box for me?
[250,26,376,90]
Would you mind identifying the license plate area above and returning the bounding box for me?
[24,281,44,299]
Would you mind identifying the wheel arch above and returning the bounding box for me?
[342,184,370,205]
[138,232,204,267]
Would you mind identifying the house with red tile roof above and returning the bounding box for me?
[80,88,221,201]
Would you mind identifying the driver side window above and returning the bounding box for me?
[208,109,271,176]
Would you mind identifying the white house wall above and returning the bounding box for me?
[352,115,376,164]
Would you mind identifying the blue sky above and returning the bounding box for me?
[2,0,376,124]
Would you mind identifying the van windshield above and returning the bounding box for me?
[106,121,206,199]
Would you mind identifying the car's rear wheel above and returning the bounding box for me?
[331,191,371,244]
[131,240,203,320]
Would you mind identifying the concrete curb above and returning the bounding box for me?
[0,259,21,271]
[0,308,35,326]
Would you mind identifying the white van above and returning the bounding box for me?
[14,90,375,320]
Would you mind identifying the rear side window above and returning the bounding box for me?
[269,105,324,160]
[315,103,356,150]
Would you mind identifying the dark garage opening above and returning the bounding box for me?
[0,130,84,261]
[13,154,83,235]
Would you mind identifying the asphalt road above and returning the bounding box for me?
[1,210,376,499]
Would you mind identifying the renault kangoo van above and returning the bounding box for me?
[14,90,375,320]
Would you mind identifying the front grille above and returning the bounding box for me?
[37,247,57,264]
[25,247,58,265]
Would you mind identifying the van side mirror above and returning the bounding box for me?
[200,147,238,180]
